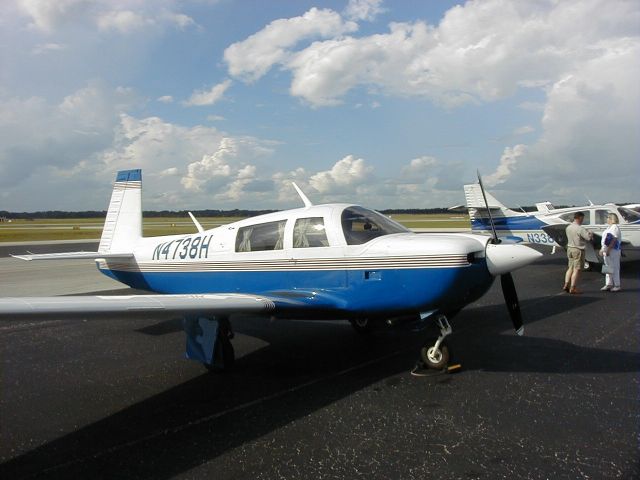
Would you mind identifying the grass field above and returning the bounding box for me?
[0,214,470,242]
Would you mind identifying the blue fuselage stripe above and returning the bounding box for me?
[471,216,546,231]
[99,263,493,317]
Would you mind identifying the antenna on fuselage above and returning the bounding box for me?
[188,211,205,234]
[292,182,313,208]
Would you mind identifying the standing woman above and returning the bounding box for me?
[600,213,622,292]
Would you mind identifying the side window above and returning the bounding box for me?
[559,212,575,223]
[594,210,609,225]
[293,217,329,248]
[235,220,286,252]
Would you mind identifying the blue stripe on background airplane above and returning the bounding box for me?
[0,170,541,372]
[464,183,640,264]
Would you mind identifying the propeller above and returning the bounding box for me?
[477,170,525,336]
[476,170,499,244]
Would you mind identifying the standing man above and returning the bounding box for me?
[563,211,593,294]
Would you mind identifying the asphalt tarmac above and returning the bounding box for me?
[0,244,638,479]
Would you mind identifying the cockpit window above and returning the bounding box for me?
[618,207,640,223]
[341,206,409,245]
[236,220,286,252]
[294,217,329,248]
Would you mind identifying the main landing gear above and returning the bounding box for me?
[184,316,235,372]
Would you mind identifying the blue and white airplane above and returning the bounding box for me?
[464,183,640,264]
[0,170,541,371]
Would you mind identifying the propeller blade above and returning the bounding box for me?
[476,170,499,244]
[500,272,524,335]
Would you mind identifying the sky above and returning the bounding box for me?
[0,0,638,211]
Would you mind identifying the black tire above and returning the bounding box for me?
[349,318,374,334]
[420,342,450,370]
[205,336,235,373]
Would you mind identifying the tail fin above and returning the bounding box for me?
[464,183,508,210]
[98,169,142,254]
[463,183,523,231]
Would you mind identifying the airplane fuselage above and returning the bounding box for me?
[98,204,495,319]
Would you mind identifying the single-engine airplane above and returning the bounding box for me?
[464,183,640,264]
[0,170,541,371]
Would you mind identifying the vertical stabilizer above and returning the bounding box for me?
[464,183,507,210]
[99,170,142,254]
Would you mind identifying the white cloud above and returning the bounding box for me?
[400,156,438,181]
[31,43,66,55]
[227,0,639,109]
[17,0,94,32]
[0,82,137,188]
[97,10,150,33]
[16,0,196,34]
[309,155,374,194]
[484,144,526,187]
[180,136,276,199]
[344,0,385,22]
[224,7,358,82]
[505,37,640,200]
[157,95,174,103]
[183,80,231,107]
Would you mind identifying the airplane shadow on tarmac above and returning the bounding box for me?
[2,292,638,479]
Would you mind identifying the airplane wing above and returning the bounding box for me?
[11,252,134,261]
[0,294,277,320]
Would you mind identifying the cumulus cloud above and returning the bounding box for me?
[505,37,640,199]
[484,144,526,187]
[183,80,232,107]
[309,155,374,194]
[344,0,385,22]
[0,82,137,187]
[224,7,358,82]
[180,136,277,201]
[226,0,639,109]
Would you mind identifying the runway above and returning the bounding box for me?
[0,246,638,479]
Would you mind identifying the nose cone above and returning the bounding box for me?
[485,243,542,276]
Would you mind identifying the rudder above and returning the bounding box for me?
[99,169,142,254]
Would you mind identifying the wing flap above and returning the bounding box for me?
[11,251,135,261]
[0,294,275,319]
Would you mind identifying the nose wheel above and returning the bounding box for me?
[419,314,453,370]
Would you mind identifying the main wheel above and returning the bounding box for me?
[420,342,450,370]
[349,318,374,334]
[205,335,235,373]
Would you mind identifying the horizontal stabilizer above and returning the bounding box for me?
[11,251,134,261]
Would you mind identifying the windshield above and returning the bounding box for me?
[618,207,640,223]
[341,206,409,245]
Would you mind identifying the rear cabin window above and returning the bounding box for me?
[559,211,591,224]
[235,220,286,252]
[293,217,329,248]
[341,206,409,245]
[594,209,609,225]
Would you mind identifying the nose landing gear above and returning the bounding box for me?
[420,314,452,369]
[412,314,460,376]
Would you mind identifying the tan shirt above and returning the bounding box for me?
[566,222,591,249]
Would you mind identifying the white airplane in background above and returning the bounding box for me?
[464,183,640,264]
[0,170,541,371]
